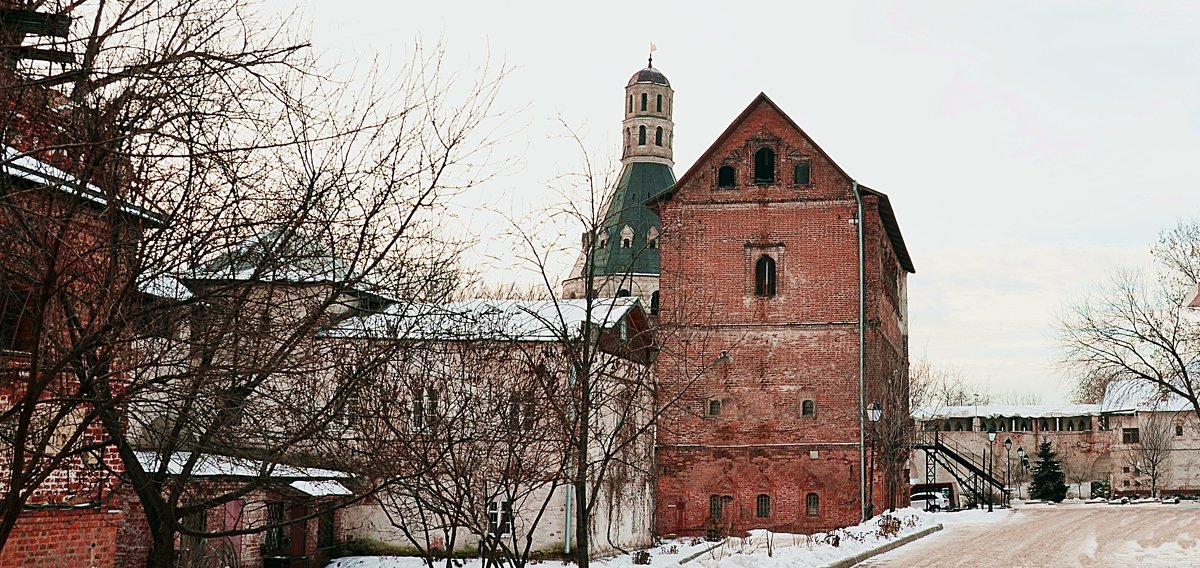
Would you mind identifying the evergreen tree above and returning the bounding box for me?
[1030,438,1068,502]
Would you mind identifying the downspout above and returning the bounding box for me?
[564,361,577,555]
[854,181,867,521]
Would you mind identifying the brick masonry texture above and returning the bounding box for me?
[654,95,909,535]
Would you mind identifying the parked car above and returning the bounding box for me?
[911,491,950,511]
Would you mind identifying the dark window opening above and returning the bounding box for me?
[756,494,770,518]
[639,125,646,145]
[650,290,660,315]
[648,237,658,249]
[708,399,721,416]
[806,493,820,516]
[317,504,335,549]
[508,393,536,432]
[1177,424,1185,437]
[655,127,663,146]
[0,289,34,352]
[628,94,633,113]
[641,93,648,111]
[413,387,439,430]
[755,255,777,297]
[794,162,811,184]
[754,148,775,183]
[656,93,663,112]
[616,289,631,298]
[488,500,513,535]
[802,399,815,416]
[709,495,722,518]
[179,509,207,560]
[622,238,632,248]
[717,166,736,188]
[1123,428,1140,444]
[263,502,285,555]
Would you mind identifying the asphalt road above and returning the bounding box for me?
[860,503,1200,567]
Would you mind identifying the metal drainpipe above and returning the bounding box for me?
[854,181,867,521]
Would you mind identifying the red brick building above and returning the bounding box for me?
[650,93,914,535]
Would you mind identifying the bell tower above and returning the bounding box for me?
[561,55,677,311]
[622,54,674,167]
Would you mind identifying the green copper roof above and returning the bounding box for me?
[589,161,675,277]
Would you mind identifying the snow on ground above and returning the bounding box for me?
[325,508,1003,568]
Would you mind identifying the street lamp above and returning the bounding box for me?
[1016,446,1026,499]
[1003,438,1012,507]
[866,403,882,519]
[986,426,997,512]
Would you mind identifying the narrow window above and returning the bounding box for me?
[317,504,336,549]
[488,500,513,535]
[794,162,811,184]
[625,128,631,148]
[650,291,660,315]
[180,509,207,560]
[754,255,777,297]
[709,495,723,518]
[708,399,721,416]
[754,148,775,183]
[639,125,646,145]
[508,393,535,432]
[756,494,770,518]
[622,238,632,248]
[656,93,663,112]
[413,387,439,430]
[263,503,285,555]
[717,166,736,188]
[0,289,34,352]
[655,127,663,146]
[802,399,815,416]
[616,289,631,298]
[641,93,648,111]
[1177,424,1184,437]
[628,94,633,113]
[806,493,820,516]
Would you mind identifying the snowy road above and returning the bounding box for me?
[861,503,1200,567]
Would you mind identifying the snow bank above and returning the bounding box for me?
[325,508,992,568]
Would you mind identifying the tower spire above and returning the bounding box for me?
[648,41,656,67]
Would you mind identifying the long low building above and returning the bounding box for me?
[911,384,1200,502]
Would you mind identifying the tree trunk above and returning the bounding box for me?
[147,517,176,568]
[574,473,588,568]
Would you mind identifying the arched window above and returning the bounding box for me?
[754,147,775,183]
[655,127,663,146]
[622,238,632,248]
[709,495,723,518]
[638,125,646,145]
[794,162,811,184]
[647,226,659,249]
[650,290,660,315]
[806,493,819,516]
[656,93,663,112]
[625,128,631,148]
[802,399,815,416]
[756,494,770,518]
[717,166,735,188]
[620,225,634,248]
[755,255,777,297]
[616,289,631,298]
[707,399,721,416]
[641,93,648,111]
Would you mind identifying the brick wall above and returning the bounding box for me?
[0,507,122,568]
[654,95,909,535]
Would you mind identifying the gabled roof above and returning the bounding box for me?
[1101,379,1194,413]
[647,93,914,274]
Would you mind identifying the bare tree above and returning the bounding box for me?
[0,1,508,565]
[910,359,991,409]
[1061,219,1200,419]
[1125,408,1175,498]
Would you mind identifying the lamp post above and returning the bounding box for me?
[1016,446,1026,499]
[866,403,882,519]
[1003,438,1012,507]
[986,426,997,512]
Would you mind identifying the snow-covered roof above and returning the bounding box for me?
[1186,283,1200,308]
[289,479,352,497]
[134,451,349,480]
[196,228,356,285]
[329,296,643,342]
[1,145,162,223]
[913,404,1102,421]
[136,273,192,301]
[1101,380,1194,413]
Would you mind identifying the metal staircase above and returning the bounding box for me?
[914,431,1007,507]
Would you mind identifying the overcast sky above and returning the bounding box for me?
[277,1,1200,404]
